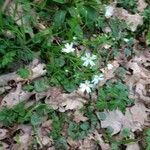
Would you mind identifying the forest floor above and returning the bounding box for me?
[0,0,149,150]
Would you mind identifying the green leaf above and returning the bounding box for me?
[34,78,49,92]
[80,122,89,131]
[17,68,30,79]
[96,112,106,121]
[23,84,34,92]
[146,27,150,45]
[122,128,130,138]
[52,0,66,4]
[31,113,42,126]
[0,51,16,68]
[106,126,114,135]
[54,10,67,28]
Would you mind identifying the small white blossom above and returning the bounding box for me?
[107,64,113,70]
[73,36,77,40]
[81,52,97,67]
[105,6,114,18]
[62,43,75,53]
[123,38,129,42]
[79,80,93,93]
[92,74,104,85]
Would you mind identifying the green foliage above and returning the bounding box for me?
[96,81,134,112]
[34,78,49,92]
[17,68,30,79]
[145,129,150,150]
[67,121,91,140]
[0,102,53,126]
[117,0,137,13]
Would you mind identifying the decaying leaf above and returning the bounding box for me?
[137,0,148,12]
[78,134,98,150]
[125,50,150,103]
[0,142,9,149]
[73,110,88,123]
[45,87,64,110]
[98,60,120,87]
[126,142,140,150]
[0,59,46,87]
[37,128,53,147]
[45,89,87,111]
[101,102,149,135]
[13,125,32,150]
[114,8,143,31]
[1,83,33,107]
[123,102,149,132]
[101,109,124,135]
[94,131,111,150]
[61,92,86,111]
[0,128,8,140]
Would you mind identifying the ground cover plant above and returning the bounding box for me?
[0,0,149,149]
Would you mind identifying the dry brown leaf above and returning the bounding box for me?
[1,83,33,107]
[114,8,143,31]
[123,102,149,132]
[0,86,11,95]
[42,120,52,131]
[98,60,120,87]
[101,109,124,135]
[61,92,86,110]
[73,110,88,123]
[37,127,53,147]
[45,87,64,110]
[0,59,46,87]
[101,103,149,135]
[78,134,98,150]
[13,125,32,150]
[126,142,140,150]
[45,89,87,111]
[0,128,8,140]
[47,147,55,150]
[94,131,111,150]
[125,50,150,103]
[0,142,9,150]
[137,0,148,12]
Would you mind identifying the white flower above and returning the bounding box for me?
[105,6,114,18]
[107,64,113,70]
[79,80,93,93]
[123,38,129,42]
[73,36,77,40]
[81,52,97,67]
[92,74,104,85]
[62,43,75,53]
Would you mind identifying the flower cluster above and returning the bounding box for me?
[79,74,104,94]
[61,42,114,94]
